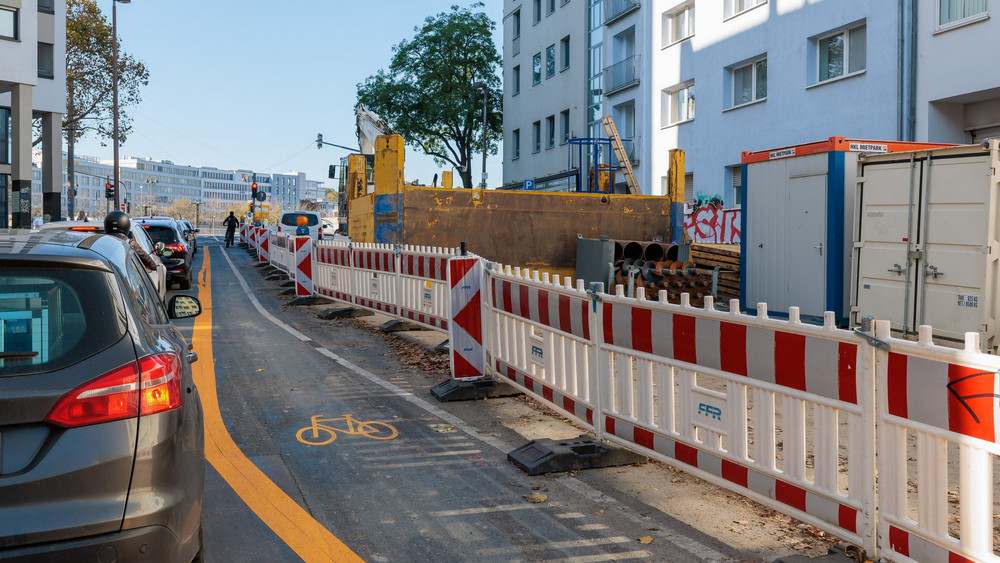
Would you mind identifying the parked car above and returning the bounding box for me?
[277,210,323,240]
[180,220,199,254]
[136,217,193,290]
[39,219,168,301]
[0,228,205,562]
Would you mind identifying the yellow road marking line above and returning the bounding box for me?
[190,248,363,563]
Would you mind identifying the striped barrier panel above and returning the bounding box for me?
[485,264,599,433]
[294,236,313,297]
[269,233,293,274]
[873,322,1000,563]
[448,256,485,379]
[350,243,398,316]
[397,246,453,331]
[257,228,270,263]
[249,226,258,254]
[313,241,354,303]
[595,288,876,553]
[239,224,247,244]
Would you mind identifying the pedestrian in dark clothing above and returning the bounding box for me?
[223,212,240,247]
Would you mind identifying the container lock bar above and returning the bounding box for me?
[853,316,890,352]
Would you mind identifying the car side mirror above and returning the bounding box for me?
[193,229,201,233]
[155,242,165,253]
[168,295,202,319]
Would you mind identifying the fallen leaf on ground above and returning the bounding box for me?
[525,492,547,503]
[255,368,265,372]
[638,536,653,544]
[429,424,455,433]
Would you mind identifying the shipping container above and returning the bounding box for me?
[740,137,950,324]
[852,139,1000,351]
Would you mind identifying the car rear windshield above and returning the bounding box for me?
[281,214,319,227]
[1,268,126,377]
[141,225,178,244]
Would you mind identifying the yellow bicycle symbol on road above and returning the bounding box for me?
[296,414,399,446]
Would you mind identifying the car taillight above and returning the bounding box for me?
[45,353,183,428]
[164,243,186,254]
[68,226,101,232]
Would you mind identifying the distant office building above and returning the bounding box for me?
[1,0,66,226]
[501,0,1000,206]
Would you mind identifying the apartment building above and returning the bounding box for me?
[503,0,999,206]
[502,0,588,190]
[1,0,66,227]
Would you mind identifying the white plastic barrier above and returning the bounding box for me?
[269,233,294,274]
[397,246,451,331]
[351,243,398,316]
[874,323,1000,563]
[313,241,354,303]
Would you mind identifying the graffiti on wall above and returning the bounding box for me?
[684,195,741,244]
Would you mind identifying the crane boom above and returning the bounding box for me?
[356,104,394,155]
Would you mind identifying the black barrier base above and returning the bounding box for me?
[280,280,296,288]
[261,266,278,275]
[507,435,646,476]
[771,545,860,563]
[430,378,521,402]
[288,296,320,306]
[317,307,374,319]
[266,273,289,281]
[434,339,450,354]
[380,320,424,333]
[253,261,268,268]
[280,288,296,296]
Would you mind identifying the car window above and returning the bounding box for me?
[125,257,169,326]
[280,213,319,227]
[141,225,179,244]
[0,267,126,377]
[129,229,156,254]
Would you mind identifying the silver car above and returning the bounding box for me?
[0,229,205,562]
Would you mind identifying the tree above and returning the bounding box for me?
[356,3,502,189]
[298,199,320,211]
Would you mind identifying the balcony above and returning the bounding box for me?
[604,55,639,95]
[604,0,639,25]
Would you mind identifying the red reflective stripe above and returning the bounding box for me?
[519,284,530,320]
[563,396,575,413]
[887,353,908,419]
[774,332,807,391]
[633,426,654,449]
[838,343,858,404]
[542,385,553,403]
[673,315,697,364]
[721,460,748,487]
[558,294,572,336]
[580,299,590,341]
[948,363,995,442]
[632,307,653,354]
[889,526,909,557]
[720,322,748,376]
[775,481,807,512]
[605,416,616,436]
[502,281,512,315]
[675,442,698,467]
[839,505,857,534]
[602,302,615,346]
[538,290,551,327]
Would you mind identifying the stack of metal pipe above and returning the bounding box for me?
[610,240,716,307]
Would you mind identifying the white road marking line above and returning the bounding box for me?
[557,512,587,519]
[576,524,609,531]
[538,551,654,563]
[220,247,735,563]
[429,504,542,517]
[362,449,482,462]
[474,536,632,556]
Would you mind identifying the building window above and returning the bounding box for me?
[534,0,541,23]
[546,45,556,78]
[662,82,695,126]
[533,53,542,84]
[0,8,17,40]
[728,165,742,207]
[939,0,990,27]
[513,9,521,38]
[513,65,521,95]
[512,129,520,160]
[724,0,765,19]
[663,3,694,46]
[560,109,571,144]
[548,0,556,15]
[817,23,865,83]
[38,42,55,79]
[730,56,766,107]
[546,116,555,148]
[532,121,541,153]
[37,0,55,13]
[559,36,571,70]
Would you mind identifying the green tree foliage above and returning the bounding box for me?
[357,3,502,189]
[64,0,149,145]
[298,199,321,211]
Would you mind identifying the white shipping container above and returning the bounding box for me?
[852,140,1000,351]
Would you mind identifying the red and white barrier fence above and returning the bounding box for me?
[253,237,1000,561]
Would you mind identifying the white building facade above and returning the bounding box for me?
[502,0,999,206]
[1,0,66,226]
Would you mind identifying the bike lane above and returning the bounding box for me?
[187,241,748,562]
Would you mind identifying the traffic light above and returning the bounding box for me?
[105,181,113,200]
[316,133,323,149]
[249,182,258,216]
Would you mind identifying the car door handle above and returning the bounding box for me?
[186,353,199,364]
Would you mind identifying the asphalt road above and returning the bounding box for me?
[167,237,786,563]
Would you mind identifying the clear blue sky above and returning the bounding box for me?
[75,0,504,191]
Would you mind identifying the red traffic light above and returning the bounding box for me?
[106,182,112,189]
[251,182,258,190]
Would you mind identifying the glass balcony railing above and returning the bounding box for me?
[604,55,638,94]
[604,0,639,24]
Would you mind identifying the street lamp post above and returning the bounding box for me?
[112,0,130,211]
[472,82,488,189]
